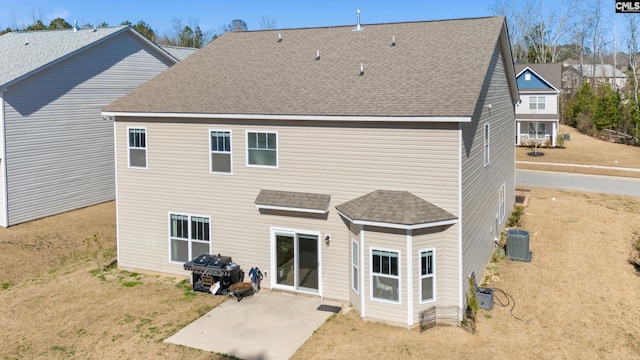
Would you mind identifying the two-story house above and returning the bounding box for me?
[103,16,518,327]
[0,25,180,226]
[515,63,562,147]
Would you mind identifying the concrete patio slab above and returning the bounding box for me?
[165,289,344,360]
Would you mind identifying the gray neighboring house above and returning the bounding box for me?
[0,26,178,227]
[159,45,198,61]
[104,16,518,326]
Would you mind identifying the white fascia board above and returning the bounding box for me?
[336,210,457,230]
[101,111,473,123]
[256,204,328,214]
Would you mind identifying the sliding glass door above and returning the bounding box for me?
[274,231,319,293]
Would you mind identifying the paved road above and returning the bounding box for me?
[516,169,640,197]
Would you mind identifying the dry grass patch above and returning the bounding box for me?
[517,125,640,177]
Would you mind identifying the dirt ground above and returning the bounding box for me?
[516,125,640,178]
[1,127,640,359]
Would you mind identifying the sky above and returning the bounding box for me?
[0,0,500,34]
[0,0,624,47]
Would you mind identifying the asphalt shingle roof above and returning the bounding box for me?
[0,26,130,88]
[336,190,457,226]
[159,45,198,61]
[105,16,509,118]
[255,189,331,212]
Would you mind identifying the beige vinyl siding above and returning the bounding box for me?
[2,31,174,226]
[460,40,516,293]
[115,118,460,301]
[411,226,459,324]
[362,226,407,323]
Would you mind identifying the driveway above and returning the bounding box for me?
[165,290,344,360]
[516,169,640,196]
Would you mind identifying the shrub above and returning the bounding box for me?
[507,206,524,228]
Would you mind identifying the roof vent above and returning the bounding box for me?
[73,20,77,32]
[277,33,282,42]
[391,35,396,46]
[354,9,362,31]
[359,63,364,76]
[316,49,320,60]
[24,36,28,46]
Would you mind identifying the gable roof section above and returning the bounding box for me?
[336,190,457,230]
[515,63,561,92]
[104,16,517,120]
[0,26,177,89]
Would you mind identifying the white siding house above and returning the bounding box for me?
[0,26,178,226]
[104,17,519,326]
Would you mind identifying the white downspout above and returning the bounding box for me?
[0,91,8,227]
[407,229,413,326]
[360,225,365,318]
[457,124,464,320]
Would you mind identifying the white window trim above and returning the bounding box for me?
[168,211,211,264]
[529,96,546,110]
[419,248,436,304]
[209,129,233,175]
[483,123,490,167]
[127,126,147,169]
[524,73,531,81]
[352,239,359,293]
[246,130,279,168]
[370,246,401,304]
[499,183,506,224]
[269,226,322,297]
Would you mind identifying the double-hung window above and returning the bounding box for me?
[247,131,277,167]
[210,130,232,173]
[528,122,546,139]
[420,249,435,302]
[128,127,147,168]
[352,240,359,293]
[529,96,546,110]
[169,213,210,263]
[484,123,490,167]
[371,248,399,302]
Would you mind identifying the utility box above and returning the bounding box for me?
[506,228,532,262]
[474,287,494,310]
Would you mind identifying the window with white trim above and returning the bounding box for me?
[352,240,359,293]
[371,248,399,302]
[524,73,531,81]
[484,123,490,167]
[210,130,232,173]
[499,183,506,224]
[247,131,277,167]
[529,96,546,110]
[128,127,147,168]
[420,249,435,302]
[528,122,546,139]
[169,213,210,263]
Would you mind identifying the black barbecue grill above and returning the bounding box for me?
[184,253,244,294]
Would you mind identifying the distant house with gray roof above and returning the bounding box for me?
[562,61,628,93]
[0,25,178,226]
[103,16,518,327]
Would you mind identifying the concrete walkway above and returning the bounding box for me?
[165,290,344,360]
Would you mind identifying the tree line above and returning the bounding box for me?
[491,0,640,144]
[0,15,273,48]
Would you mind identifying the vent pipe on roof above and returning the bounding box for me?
[391,35,396,46]
[24,36,28,46]
[277,33,282,42]
[359,63,364,76]
[354,9,362,31]
[316,49,320,60]
[73,20,77,32]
